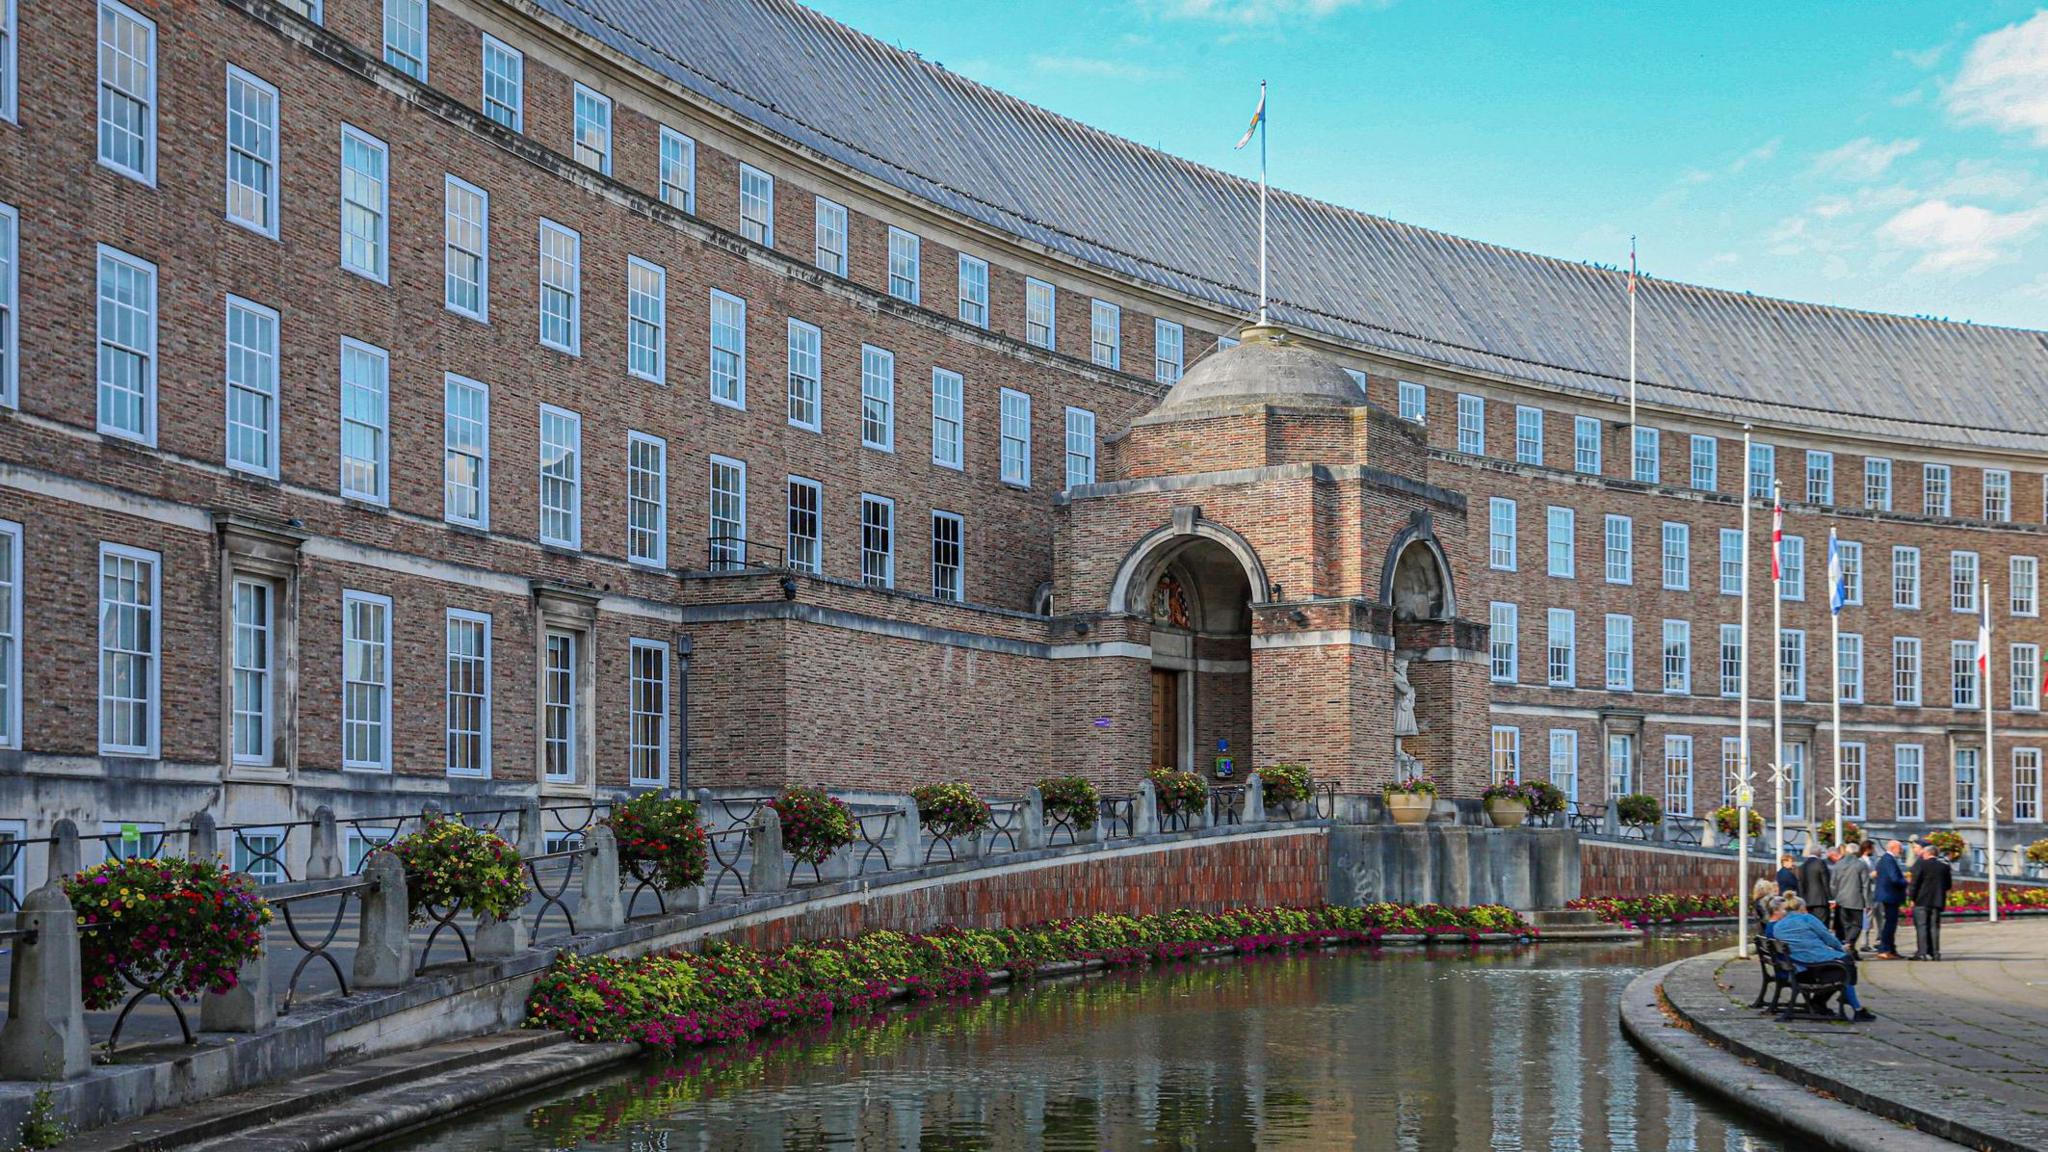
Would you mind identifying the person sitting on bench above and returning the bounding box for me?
[1765,894,1875,1022]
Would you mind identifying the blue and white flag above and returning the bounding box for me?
[1826,529,1846,615]
[1235,83,1266,150]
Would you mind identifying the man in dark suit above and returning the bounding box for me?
[1797,846,1832,912]
[1873,839,1908,959]
[1908,844,1954,960]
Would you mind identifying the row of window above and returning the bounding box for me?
[1487,602,2041,710]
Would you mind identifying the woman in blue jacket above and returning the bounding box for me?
[1765,895,1875,1021]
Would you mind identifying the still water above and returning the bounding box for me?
[382,932,1783,1151]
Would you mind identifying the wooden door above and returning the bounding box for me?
[1151,669,1180,769]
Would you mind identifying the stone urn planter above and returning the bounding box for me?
[1385,792,1433,825]
[1484,798,1530,828]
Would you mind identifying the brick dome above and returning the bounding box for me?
[1143,324,1368,422]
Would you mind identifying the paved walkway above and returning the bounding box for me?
[1660,918,2048,1151]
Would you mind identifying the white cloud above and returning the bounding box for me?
[2021,271,2048,300]
[1143,0,1384,25]
[1727,137,1782,174]
[1946,11,2048,144]
[1876,199,2048,273]
[1028,54,1178,82]
[1811,137,1921,181]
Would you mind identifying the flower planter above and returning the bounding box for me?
[1385,793,1433,825]
[1484,798,1530,828]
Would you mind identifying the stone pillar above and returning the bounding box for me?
[1196,784,1215,830]
[46,819,81,881]
[188,811,220,864]
[579,825,624,933]
[1020,787,1047,850]
[750,806,788,895]
[201,949,274,1033]
[1134,779,1160,836]
[0,885,90,1080]
[892,797,921,868]
[475,912,529,960]
[353,851,412,988]
[1243,774,1267,823]
[514,797,545,858]
[307,806,342,879]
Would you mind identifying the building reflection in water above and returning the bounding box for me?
[377,933,1786,1152]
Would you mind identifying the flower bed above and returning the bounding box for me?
[605,793,708,891]
[527,902,1532,1050]
[1567,894,1740,927]
[1946,886,2048,914]
[66,856,271,1012]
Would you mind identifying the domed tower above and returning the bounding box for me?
[1051,324,1492,802]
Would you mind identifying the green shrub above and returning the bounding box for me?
[1616,793,1662,827]
[605,793,708,890]
[390,818,529,924]
[1038,776,1099,829]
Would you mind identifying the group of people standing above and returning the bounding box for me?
[1758,839,1955,961]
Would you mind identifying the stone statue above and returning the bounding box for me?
[1392,654,1419,738]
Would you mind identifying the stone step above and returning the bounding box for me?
[62,1030,576,1152]
[1527,908,1603,928]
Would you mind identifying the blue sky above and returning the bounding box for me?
[809,1,2048,330]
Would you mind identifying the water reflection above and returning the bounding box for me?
[380,933,1785,1151]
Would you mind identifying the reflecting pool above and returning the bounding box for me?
[380,932,1783,1150]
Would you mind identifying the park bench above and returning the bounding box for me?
[1752,936,1851,1021]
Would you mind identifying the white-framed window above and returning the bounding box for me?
[1065,408,1097,489]
[1781,741,1808,820]
[932,511,964,602]
[1951,551,1979,613]
[0,202,14,409]
[225,67,279,237]
[230,826,286,885]
[786,476,821,575]
[658,127,695,212]
[571,84,611,174]
[338,338,389,504]
[541,629,579,783]
[958,254,989,328]
[1573,416,1601,474]
[1951,639,1980,709]
[1489,602,1518,683]
[2015,556,2040,617]
[1608,733,1637,800]
[2012,643,2040,711]
[1000,389,1032,487]
[1549,730,1579,803]
[1604,515,1633,584]
[2016,748,2043,823]
[1985,469,2012,522]
[626,432,667,567]
[98,821,166,865]
[886,227,920,304]
[860,494,895,588]
[1456,394,1485,455]
[1838,632,1864,703]
[443,175,489,321]
[1546,608,1575,687]
[1720,737,1742,807]
[708,455,747,569]
[739,163,774,245]
[0,521,17,750]
[931,368,963,469]
[1662,619,1691,694]
[1954,746,1981,821]
[813,198,846,275]
[344,826,394,874]
[860,344,895,451]
[223,295,279,477]
[229,577,272,765]
[1089,300,1121,369]
[709,290,746,408]
[1805,450,1833,505]
[786,319,821,431]
[1893,637,1922,706]
[1400,381,1427,425]
[96,246,157,444]
[443,373,489,528]
[1514,406,1543,465]
[1689,434,1717,491]
[1840,743,1866,821]
[1747,442,1774,500]
[1155,320,1184,384]
[340,589,390,771]
[626,257,666,383]
[98,1,157,183]
[538,404,582,549]
[480,35,522,131]
[1488,499,1517,570]
[1864,457,1892,511]
[1632,426,1659,484]
[1895,744,1923,821]
[1719,623,1743,698]
[1924,463,1952,518]
[1839,540,1864,605]
[445,609,490,778]
[1661,522,1689,590]
[1605,614,1633,691]
[1893,546,1921,610]
[1780,628,1807,700]
[1664,735,1694,817]
[537,220,581,354]
[1779,535,1805,600]
[1719,528,1743,595]
[382,0,426,79]
[339,125,388,282]
[0,0,16,124]
[628,639,669,787]
[1491,726,1521,784]
[1024,278,1056,350]
[1546,507,1574,578]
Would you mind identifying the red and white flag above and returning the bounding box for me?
[1980,595,1993,676]
[1770,498,1784,581]
[1627,237,1637,296]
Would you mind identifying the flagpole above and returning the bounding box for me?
[1772,479,1785,857]
[1737,427,1754,958]
[1985,580,1999,923]
[1257,80,1268,326]
[1627,237,1638,430]
[1829,526,1843,850]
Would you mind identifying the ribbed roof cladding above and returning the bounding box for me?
[530,0,2048,450]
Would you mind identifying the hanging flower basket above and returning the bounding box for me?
[1616,793,1663,828]
[389,817,529,924]
[604,793,709,891]
[66,856,271,1015]
[1816,819,1864,846]
[1260,764,1313,807]
[1712,805,1765,840]
[912,782,995,839]
[772,787,857,866]
[1146,767,1208,818]
[1925,829,1967,861]
[1038,776,1099,831]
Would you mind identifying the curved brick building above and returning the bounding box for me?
[2,0,2046,882]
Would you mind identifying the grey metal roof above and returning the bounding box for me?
[530,0,2048,451]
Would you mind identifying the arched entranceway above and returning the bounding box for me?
[1122,535,1258,774]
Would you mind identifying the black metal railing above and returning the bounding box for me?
[270,876,375,1014]
[707,536,786,572]
[1210,786,1245,827]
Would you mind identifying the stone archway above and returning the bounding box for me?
[1118,531,1260,775]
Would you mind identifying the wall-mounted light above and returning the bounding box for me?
[1289,609,1308,625]
[1074,620,1091,636]
[779,574,798,600]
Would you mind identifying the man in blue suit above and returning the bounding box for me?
[1872,839,1907,959]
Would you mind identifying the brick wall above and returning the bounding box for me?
[1581,841,1777,901]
